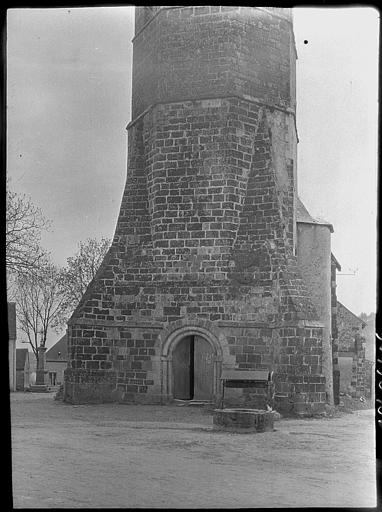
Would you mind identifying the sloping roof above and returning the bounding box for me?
[7,302,16,339]
[46,334,68,361]
[337,301,366,328]
[16,348,29,370]
[296,197,334,233]
[331,253,341,271]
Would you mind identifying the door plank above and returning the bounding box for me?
[193,336,214,400]
[172,337,192,399]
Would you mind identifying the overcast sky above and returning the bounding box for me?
[7,7,379,330]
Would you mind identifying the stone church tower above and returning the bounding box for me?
[64,6,328,415]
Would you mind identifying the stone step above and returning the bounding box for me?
[174,399,214,407]
[213,408,275,433]
[29,385,49,393]
[47,385,61,392]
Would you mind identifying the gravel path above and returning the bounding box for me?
[11,393,376,508]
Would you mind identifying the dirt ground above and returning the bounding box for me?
[11,392,376,509]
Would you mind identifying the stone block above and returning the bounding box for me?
[213,409,275,433]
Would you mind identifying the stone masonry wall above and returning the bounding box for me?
[337,302,365,352]
[132,6,295,118]
[64,6,326,415]
[337,301,368,398]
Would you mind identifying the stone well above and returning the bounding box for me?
[213,409,275,433]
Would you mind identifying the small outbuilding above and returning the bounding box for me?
[45,335,68,387]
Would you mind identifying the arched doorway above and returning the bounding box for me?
[172,335,215,400]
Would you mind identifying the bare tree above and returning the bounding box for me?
[15,260,66,362]
[6,188,50,279]
[57,237,111,325]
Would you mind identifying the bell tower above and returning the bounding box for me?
[64,7,328,416]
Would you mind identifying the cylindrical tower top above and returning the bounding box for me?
[134,6,293,34]
[132,6,296,120]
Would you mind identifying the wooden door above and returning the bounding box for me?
[193,335,214,400]
[172,336,192,399]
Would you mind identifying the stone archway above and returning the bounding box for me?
[160,324,223,402]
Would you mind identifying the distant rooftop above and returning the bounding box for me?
[337,301,366,329]
[331,253,341,271]
[296,197,333,233]
[46,335,68,361]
